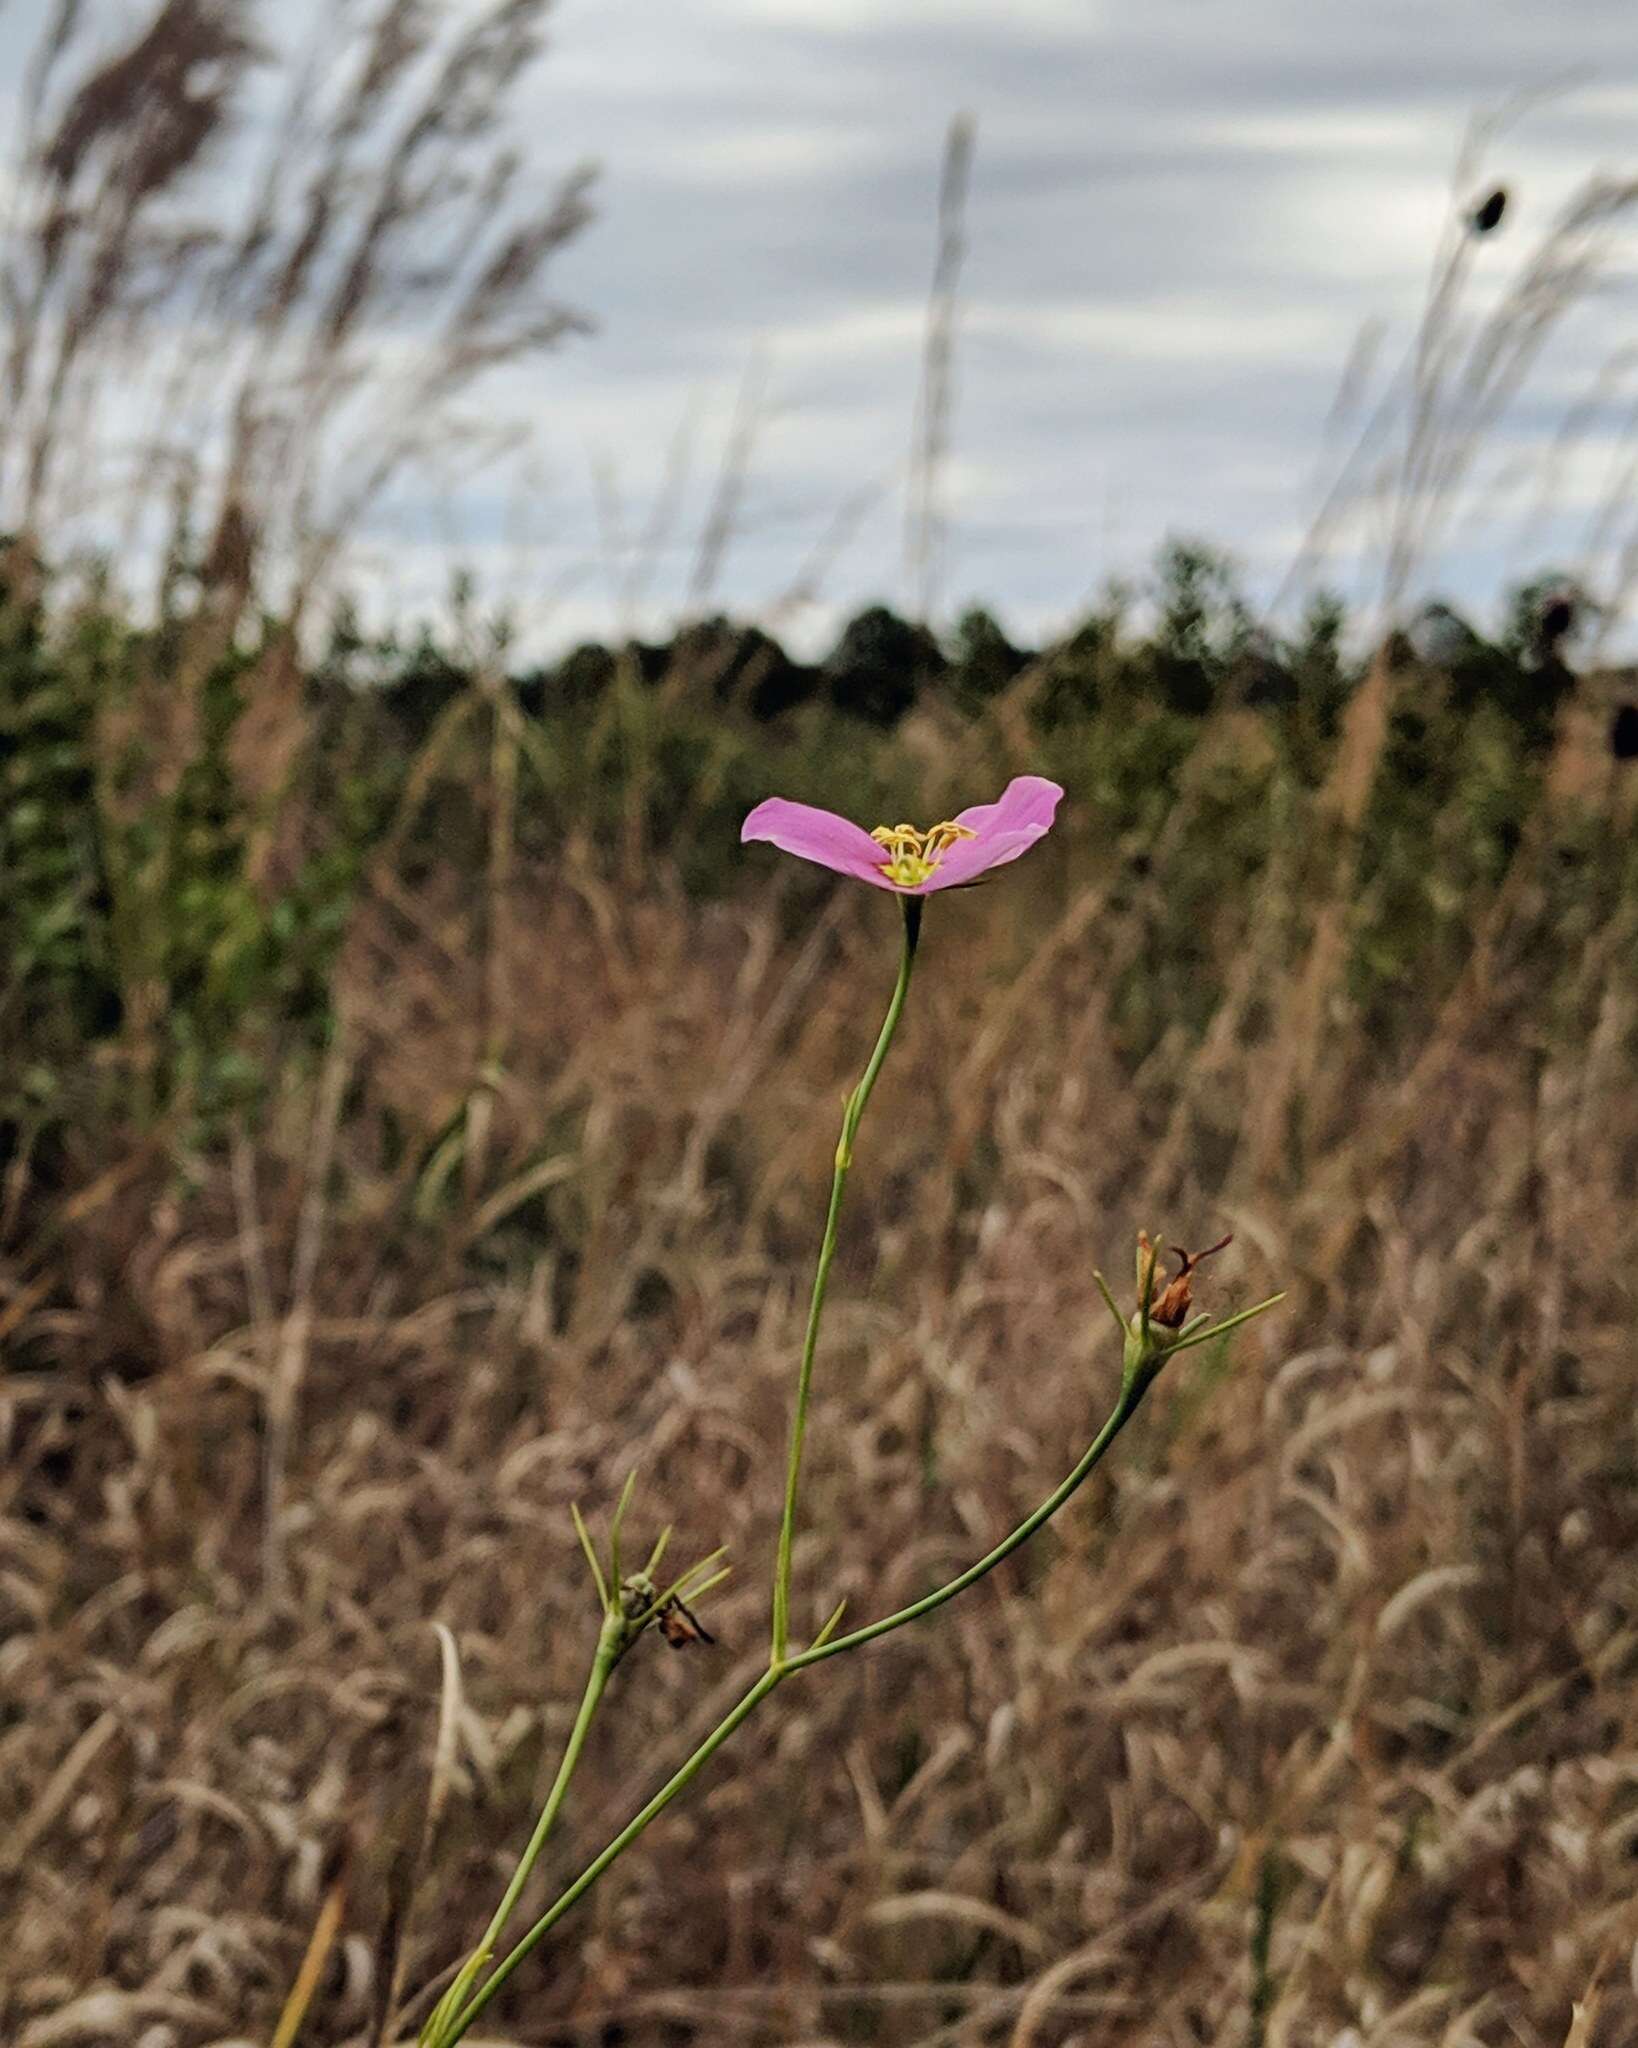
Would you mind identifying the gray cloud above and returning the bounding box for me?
[3,0,1636,651]
[511,0,1638,650]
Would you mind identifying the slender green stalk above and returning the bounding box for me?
[439,897,928,2039]
[442,1379,1152,2045]
[440,1279,1283,2038]
[476,1610,625,1959]
[439,1667,784,2044]
[787,1384,1140,1668]
[770,895,922,1662]
[425,1610,625,2046]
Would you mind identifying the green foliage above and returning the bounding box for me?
[1144,538,1254,716]
[1030,583,1130,728]
[3,533,1629,1149]
[1349,597,1581,1042]
[1,592,371,1133]
[824,604,945,726]
[949,605,1028,707]
[0,579,111,1089]
[1276,589,1356,776]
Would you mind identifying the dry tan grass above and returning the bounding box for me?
[4,31,1638,2045]
[4,767,1636,2048]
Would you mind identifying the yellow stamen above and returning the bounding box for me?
[869,818,976,889]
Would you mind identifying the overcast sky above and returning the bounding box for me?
[503,0,1638,653]
[7,0,1638,654]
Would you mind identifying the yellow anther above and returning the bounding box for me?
[868,816,977,889]
[922,820,976,857]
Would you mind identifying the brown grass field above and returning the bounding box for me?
[5,682,1637,2047]
[4,7,1638,2044]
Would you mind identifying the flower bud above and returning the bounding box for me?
[1140,1230,1233,1331]
[1118,1231,1237,1391]
[1099,1231,1282,1401]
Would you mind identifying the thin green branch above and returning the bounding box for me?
[440,1668,785,2044]
[440,1285,1282,2041]
[570,1502,608,1611]
[690,1565,734,1600]
[787,1383,1140,1669]
[427,1608,625,2046]
[608,1469,638,1589]
[644,1546,729,1619]
[770,895,922,1662]
[1166,1293,1288,1356]
[1092,1268,1129,1344]
[445,1375,1142,2044]
[810,1597,848,1651]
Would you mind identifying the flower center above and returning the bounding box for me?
[869,819,977,888]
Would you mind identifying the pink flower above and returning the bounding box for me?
[740,776,1063,894]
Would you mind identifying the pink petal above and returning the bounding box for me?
[921,776,1063,889]
[951,775,1064,842]
[740,796,897,888]
[918,829,1038,890]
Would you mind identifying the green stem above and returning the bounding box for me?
[427,1611,623,2045]
[444,1380,1148,2043]
[771,895,922,1662]
[475,1611,625,1964]
[787,1383,1142,1668]
[439,1666,785,2044]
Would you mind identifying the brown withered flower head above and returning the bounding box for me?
[1100,1230,1283,1399]
[1138,1230,1234,1329]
